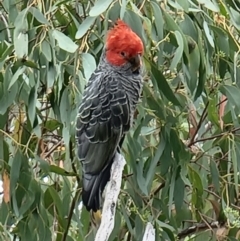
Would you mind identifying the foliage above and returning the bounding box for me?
[0,0,240,240]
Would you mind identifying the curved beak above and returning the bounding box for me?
[128,54,142,72]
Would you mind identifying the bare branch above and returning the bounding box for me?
[142,222,155,241]
[94,152,126,241]
[188,101,209,147]
[177,221,222,239]
[190,126,240,145]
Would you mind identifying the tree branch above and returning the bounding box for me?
[177,221,221,239]
[43,140,63,158]
[142,222,155,241]
[190,126,240,146]
[188,101,209,147]
[94,152,126,241]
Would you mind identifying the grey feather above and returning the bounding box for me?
[75,50,143,211]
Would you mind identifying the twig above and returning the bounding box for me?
[152,182,165,196]
[43,140,63,158]
[190,126,240,146]
[177,221,220,239]
[216,96,227,107]
[200,121,212,137]
[139,0,147,11]
[40,105,52,112]
[61,186,81,241]
[69,140,81,183]
[94,152,126,241]
[82,1,86,18]
[197,211,213,231]
[0,11,11,42]
[61,140,81,241]
[188,102,209,147]
[142,222,155,241]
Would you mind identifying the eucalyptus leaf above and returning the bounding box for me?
[52,30,78,53]
[75,16,96,39]
[170,31,184,70]
[81,53,96,81]
[89,0,114,16]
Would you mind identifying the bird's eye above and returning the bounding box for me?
[120,52,126,57]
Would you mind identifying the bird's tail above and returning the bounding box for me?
[82,158,113,212]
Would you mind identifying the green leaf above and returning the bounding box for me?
[13,10,29,58]
[47,186,66,227]
[89,0,114,16]
[8,66,26,90]
[177,0,189,11]
[47,63,55,88]
[220,85,240,111]
[120,203,134,234]
[44,119,61,132]
[162,10,189,57]
[0,81,18,115]
[187,39,200,94]
[10,151,23,217]
[229,7,240,30]
[52,30,78,53]
[148,60,181,106]
[231,142,238,197]
[146,134,165,189]
[140,127,156,136]
[41,40,52,62]
[29,7,49,25]
[210,160,220,192]
[38,205,52,240]
[188,166,203,196]
[75,17,96,39]
[136,157,148,195]
[28,83,39,126]
[0,109,8,131]
[49,165,76,176]
[18,189,35,216]
[170,31,184,70]
[203,21,214,48]
[198,0,220,12]
[5,0,19,23]
[34,155,50,173]
[44,187,54,216]
[120,0,127,19]
[0,44,14,62]
[211,25,229,56]
[180,15,198,42]
[81,53,96,81]
[79,206,91,238]
[60,87,72,127]
[174,176,185,213]
[150,1,163,40]
[156,220,175,232]
[194,26,206,100]
[124,10,146,44]
[22,60,39,69]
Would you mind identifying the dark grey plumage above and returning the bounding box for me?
[76,21,144,212]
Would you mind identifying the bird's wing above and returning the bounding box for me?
[76,73,131,175]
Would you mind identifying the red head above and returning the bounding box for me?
[105,20,144,69]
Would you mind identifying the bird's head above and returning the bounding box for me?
[105,20,144,72]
